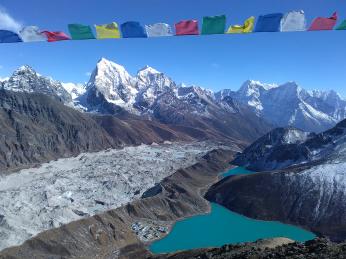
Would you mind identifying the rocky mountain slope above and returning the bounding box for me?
[151,238,346,259]
[207,120,346,242]
[217,80,346,132]
[0,89,113,172]
[0,89,218,173]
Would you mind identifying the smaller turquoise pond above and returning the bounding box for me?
[221,166,253,177]
[149,167,316,254]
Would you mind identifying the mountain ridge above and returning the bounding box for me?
[220,80,346,132]
[1,58,345,134]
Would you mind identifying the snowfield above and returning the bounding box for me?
[0,142,221,251]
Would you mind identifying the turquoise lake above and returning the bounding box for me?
[149,167,316,254]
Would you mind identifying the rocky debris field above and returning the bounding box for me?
[0,141,221,251]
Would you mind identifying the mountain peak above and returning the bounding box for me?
[95,57,127,73]
[137,65,160,77]
[97,57,112,64]
[243,80,278,90]
[83,58,137,108]
[3,65,72,103]
[15,65,37,75]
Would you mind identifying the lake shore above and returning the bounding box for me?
[150,167,315,254]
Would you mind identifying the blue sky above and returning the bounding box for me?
[0,0,345,94]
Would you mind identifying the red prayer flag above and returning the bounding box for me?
[175,20,199,36]
[308,12,338,31]
[42,31,71,42]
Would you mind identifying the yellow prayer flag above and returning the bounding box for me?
[227,17,255,34]
[95,22,120,39]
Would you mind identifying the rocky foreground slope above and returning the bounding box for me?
[0,149,236,259]
[151,238,346,259]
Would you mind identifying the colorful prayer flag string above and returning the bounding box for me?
[0,10,345,44]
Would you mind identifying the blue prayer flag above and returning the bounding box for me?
[0,30,23,43]
[255,13,284,32]
[121,21,147,38]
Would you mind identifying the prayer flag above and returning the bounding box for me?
[121,21,147,38]
[201,15,226,35]
[20,26,47,42]
[227,16,255,33]
[255,13,283,32]
[0,30,22,43]
[280,10,306,32]
[175,20,199,35]
[42,31,70,42]
[95,22,120,39]
[336,20,346,30]
[68,24,95,40]
[145,23,173,37]
[308,12,338,31]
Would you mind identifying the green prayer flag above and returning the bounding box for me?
[201,15,226,35]
[68,24,95,40]
[336,20,346,30]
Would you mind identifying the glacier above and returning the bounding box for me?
[0,141,222,251]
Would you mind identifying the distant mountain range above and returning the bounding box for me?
[220,80,346,133]
[0,58,346,162]
[76,59,346,133]
[0,59,272,146]
[1,58,345,134]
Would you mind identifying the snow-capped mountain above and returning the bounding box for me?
[218,80,346,133]
[2,59,344,140]
[77,58,244,118]
[2,65,72,103]
[76,58,272,142]
[234,118,346,171]
[135,65,178,112]
[233,127,316,171]
[61,82,86,99]
[79,58,139,114]
[0,60,271,144]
